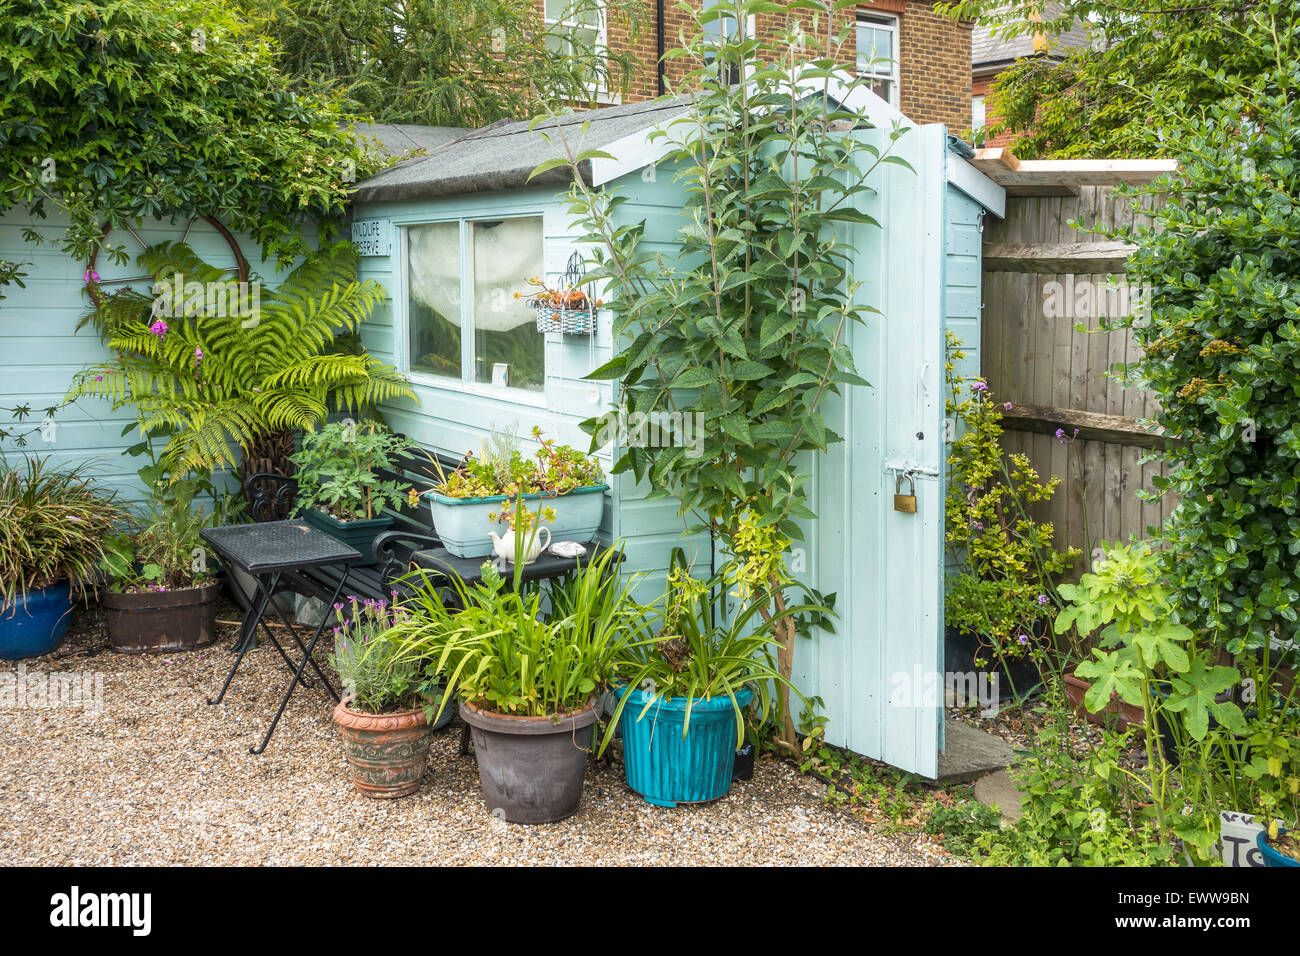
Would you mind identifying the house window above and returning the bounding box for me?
[702,0,753,84]
[405,216,545,393]
[544,0,608,99]
[971,94,987,143]
[856,12,899,107]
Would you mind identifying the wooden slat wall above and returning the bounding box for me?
[980,186,1174,570]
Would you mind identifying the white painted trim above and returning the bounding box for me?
[590,74,912,186]
[406,370,550,409]
[947,153,1006,219]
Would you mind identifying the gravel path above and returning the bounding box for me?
[1,609,956,866]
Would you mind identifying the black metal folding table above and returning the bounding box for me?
[201,521,361,754]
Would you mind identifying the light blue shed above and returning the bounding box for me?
[0,88,1004,776]
[347,88,1006,777]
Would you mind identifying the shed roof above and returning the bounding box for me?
[350,97,692,204]
[352,123,469,160]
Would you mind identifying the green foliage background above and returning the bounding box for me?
[938,0,1300,159]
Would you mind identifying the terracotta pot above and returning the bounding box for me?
[103,582,221,654]
[332,701,433,798]
[1063,670,1145,731]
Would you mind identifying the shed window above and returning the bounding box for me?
[405,216,545,392]
[856,13,899,107]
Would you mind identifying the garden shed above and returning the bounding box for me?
[346,88,1006,777]
[0,86,1004,778]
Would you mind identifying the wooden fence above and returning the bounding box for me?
[973,155,1178,569]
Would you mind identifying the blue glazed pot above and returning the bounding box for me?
[1257,827,1300,868]
[616,685,753,807]
[0,581,75,660]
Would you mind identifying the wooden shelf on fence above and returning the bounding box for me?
[1000,402,1170,449]
[970,148,1179,196]
[983,240,1136,274]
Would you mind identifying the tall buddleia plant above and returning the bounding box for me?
[67,241,414,483]
[538,0,906,745]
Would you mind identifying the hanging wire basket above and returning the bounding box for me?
[534,302,598,335]
[528,251,598,336]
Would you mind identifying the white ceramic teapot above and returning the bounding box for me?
[487,525,551,565]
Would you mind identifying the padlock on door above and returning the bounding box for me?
[894,471,917,513]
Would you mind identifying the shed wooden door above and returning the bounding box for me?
[797,123,949,777]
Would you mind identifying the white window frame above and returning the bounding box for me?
[856,12,900,108]
[543,0,618,105]
[701,0,756,84]
[399,212,549,408]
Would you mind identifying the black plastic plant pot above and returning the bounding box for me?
[459,700,597,824]
[733,742,755,781]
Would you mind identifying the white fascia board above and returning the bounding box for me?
[591,73,914,186]
[947,152,1006,218]
[590,124,686,186]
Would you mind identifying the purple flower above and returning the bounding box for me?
[84,269,100,283]
[94,375,103,382]
[194,347,204,363]
[1003,402,1013,411]
[971,382,989,393]
[333,602,344,612]
[1037,594,1049,605]
[1017,634,1030,646]
[149,318,168,337]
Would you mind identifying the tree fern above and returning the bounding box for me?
[68,241,415,479]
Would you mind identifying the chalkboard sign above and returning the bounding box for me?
[351,219,391,257]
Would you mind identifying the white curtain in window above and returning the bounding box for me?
[470,218,543,333]
[407,222,461,323]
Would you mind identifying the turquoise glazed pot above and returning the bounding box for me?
[1257,828,1300,867]
[616,685,753,807]
[0,581,74,660]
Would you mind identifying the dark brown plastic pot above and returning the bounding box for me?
[460,700,597,824]
[103,582,221,654]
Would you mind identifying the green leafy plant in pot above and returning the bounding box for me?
[385,546,653,823]
[290,420,420,565]
[100,470,222,654]
[330,598,432,798]
[0,456,126,659]
[606,560,810,807]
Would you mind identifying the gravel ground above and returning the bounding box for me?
[1,605,956,867]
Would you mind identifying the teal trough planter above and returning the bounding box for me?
[300,508,394,567]
[424,484,608,559]
[616,685,753,808]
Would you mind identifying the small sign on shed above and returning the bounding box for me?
[351,219,391,256]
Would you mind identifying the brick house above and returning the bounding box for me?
[550,0,973,132]
[971,7,1089,146]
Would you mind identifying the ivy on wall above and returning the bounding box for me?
[0,0,380,283]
